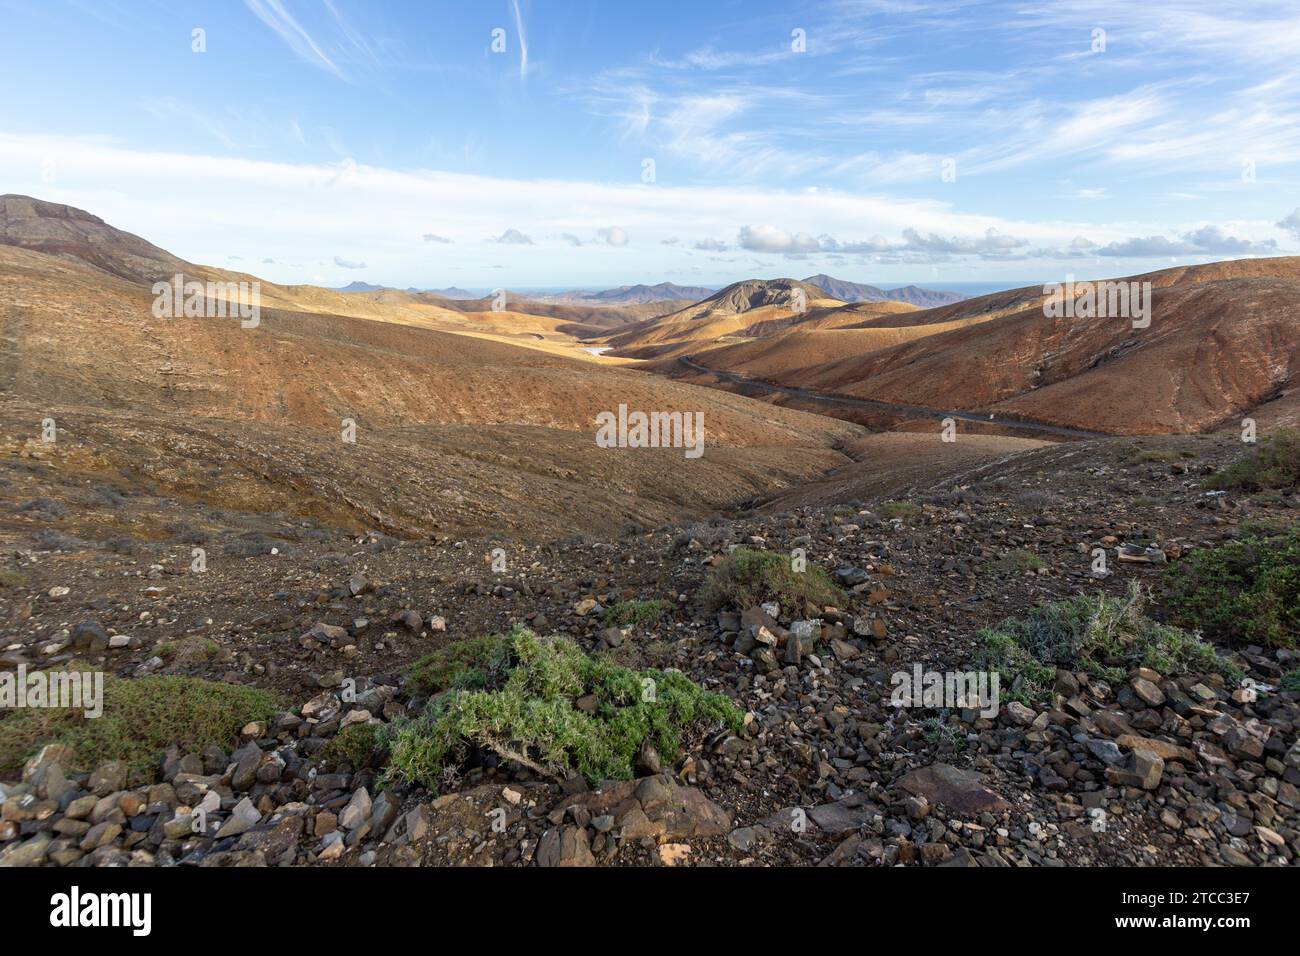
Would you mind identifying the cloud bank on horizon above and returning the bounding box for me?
[0,0,1297,289]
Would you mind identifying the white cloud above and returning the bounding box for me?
[1277,208,1300,238]
[333,256,366,269]
[599,226,629,246]
[1063,187,1109,200]
[738,224,824,253]
[1093,226,1277,257]
[510,0,528,80]
[244,0,346,81]
[0,132,1284,283]
[738,224,1032,259]
[1018,2,1300,66]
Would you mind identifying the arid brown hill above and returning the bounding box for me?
[0,197,866,539]
[803,274,965,307]
[683,260,1300,435]
[602,278,846,359]
[0,194,188,283]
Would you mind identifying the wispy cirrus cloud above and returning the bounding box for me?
[510,0,528,80]
[245,0,347,81]
[323,0,378,67]
[1015,1,1300,65]
[579,2,1300,200]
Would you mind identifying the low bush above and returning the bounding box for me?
[1207,430,1300,492]
[1160,525,1300,649]
[975,584,1241,704]
[385,627,743,790]
[603,599,674,628]
[407,633,513,696]
[1000,549,1046,573]
[322,722,384,770]
[703,547,841,610]
[880,501,922,520]
[0,568,27,589]
[0,669,282,782]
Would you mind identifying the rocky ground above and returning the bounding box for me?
[2,431,1298,867]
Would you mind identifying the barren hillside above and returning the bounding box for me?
[667,258,1300,435]
[0,199,874,540]
[603,278,845,359]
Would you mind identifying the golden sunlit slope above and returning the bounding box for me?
[0,195,648,361]
[0,198,873,540]
[0,242,861,447]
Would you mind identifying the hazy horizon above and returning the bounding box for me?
[331,277,1042,296]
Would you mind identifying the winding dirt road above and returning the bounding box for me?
[678,356,1110,440]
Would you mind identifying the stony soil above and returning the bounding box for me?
[3,431,1297,868]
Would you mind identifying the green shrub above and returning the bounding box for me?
[1280,670,1300,694]
[604,599,674,628]
[385,627,743,790]
[1000,549,1046,573]
[407,633,513,696]
[922,712,968,751]
[0,568,27,589]
[323,722,383,769]
[1208,430,1300,492]
[703,547,842,610]
[975,584,1241,704]
[976,629,1059,704]
[1133,448,1179,464]
[880,501,922,520]
[1161,526,1300,649]
[0,669,282,783]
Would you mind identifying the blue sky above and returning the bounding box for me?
[1,0,1298,289]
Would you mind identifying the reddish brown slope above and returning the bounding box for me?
[0,194,187,282]
[791,262,1300,434]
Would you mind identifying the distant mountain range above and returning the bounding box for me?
[803,274,966,308]
[573,282,717,305]
[524,282,716,306]
[420,286,476,299]
[333,277,962,309]
[337,281,476,299]
[540,278,964,307]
